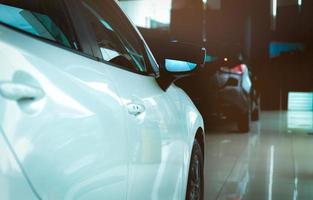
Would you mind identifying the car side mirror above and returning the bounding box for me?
[165,59,197,73]
[163,42,206,74]
[157,42,206,91]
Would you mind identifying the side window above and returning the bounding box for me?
[80,0,147,73]
[0,3,78,50]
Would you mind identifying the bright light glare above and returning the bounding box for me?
[118,0,171,28]
[298,0,302,6]
[287,111,313,130]
[202,0,207,3]
[268,145,275,200]
[288,92,313,111]
[272,0,277,17]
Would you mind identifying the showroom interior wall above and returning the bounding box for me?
[119,0,313,111]
[262,0,313,110]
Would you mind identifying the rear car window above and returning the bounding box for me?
[0,2,78,50]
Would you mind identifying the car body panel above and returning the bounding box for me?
[210,70,229,89]
[209,64,253,115]
[0,16,204,200]
[242,67,252,94]
[0,26,128,200]
[0,129,39,200]
[106,64,203,199]
[219,86,249,114]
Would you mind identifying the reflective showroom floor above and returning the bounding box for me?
[204,111,313,200]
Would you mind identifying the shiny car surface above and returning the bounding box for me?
[0,0,205,199]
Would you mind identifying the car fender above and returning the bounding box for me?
[171,85,205,197]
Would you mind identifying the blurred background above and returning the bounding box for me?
[118,0,313,111]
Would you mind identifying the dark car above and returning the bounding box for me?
[204,54,260,132]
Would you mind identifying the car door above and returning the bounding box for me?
[78,1,192,199]
[0,128,40,200]
[0,1,128,199]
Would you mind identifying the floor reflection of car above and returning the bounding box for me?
[204,55,260,133]
[216,129,260,200]
[0,0,206,199]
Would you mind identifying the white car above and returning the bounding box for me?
[0,0,205,200]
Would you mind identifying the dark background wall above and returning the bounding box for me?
[170,0,313,110]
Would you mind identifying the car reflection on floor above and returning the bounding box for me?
[204,111,313,200]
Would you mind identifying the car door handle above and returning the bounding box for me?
[127,103,145,116]
[0,82,45,101]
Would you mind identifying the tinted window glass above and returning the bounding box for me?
[0,3,77,49]
[81,0,147,73]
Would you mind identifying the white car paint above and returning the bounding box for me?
[0,6,204,200]
[241,64,252,94]
[0,128,40,200]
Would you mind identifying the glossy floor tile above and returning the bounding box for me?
[204,111,313,200]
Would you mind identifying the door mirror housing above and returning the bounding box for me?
[163,42,206,74]
[156,42,206,91]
